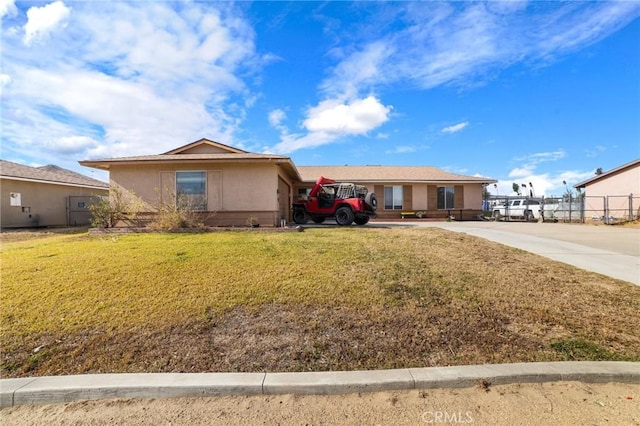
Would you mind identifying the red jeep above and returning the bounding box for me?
[292,176,377,226]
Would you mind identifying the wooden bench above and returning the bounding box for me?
[401,211,418,219]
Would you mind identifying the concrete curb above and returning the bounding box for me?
[2,361,638,408]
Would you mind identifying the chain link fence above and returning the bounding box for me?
[485,194,639,224]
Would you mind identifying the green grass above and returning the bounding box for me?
[1,227,639,376]
[550,338,628,361]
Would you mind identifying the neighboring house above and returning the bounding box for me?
[79,138,497,226]
[296,166,496,220]
[574,159,640,221]
[0,160,109,228]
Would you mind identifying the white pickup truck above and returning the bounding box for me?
[493,198,542,221]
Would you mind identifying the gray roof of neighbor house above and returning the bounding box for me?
[574,159,640,189]
[0,160,109,189]
[297,166,497,184]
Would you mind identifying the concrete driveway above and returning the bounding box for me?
[372,221,640,286]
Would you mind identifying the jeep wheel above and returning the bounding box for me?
[524,210,534,222]
[493,210,502,221]
[335,206,354,226]
[354,216,369,225]
[365,193,378,211]
[311,216,325,224]
[293,209,309,224]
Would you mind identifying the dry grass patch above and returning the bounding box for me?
[1,228,639,377]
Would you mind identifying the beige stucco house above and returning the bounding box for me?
[0,160,109,228]
[79,139,496,226]
[80,139,300,227]
[296,166,495,220]
[574,159,640,221]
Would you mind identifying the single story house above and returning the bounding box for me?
[574,159,640,221]
[296,166,495,220]
[79,138,496,226]
[79,139,300,227]
[0,160,109,228]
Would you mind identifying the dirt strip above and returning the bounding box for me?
[2,381,639,425]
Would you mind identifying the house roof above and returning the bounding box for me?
[163,138,248,154]
[79,138,497,185]
[574,159,640,189]
[0,160,109,189]
[297,165,497,184]
[79,138,301,181]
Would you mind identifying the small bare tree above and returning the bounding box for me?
[88,186,143,228]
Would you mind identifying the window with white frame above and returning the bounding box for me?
[176,171,207,211]
[384,185,403,210]
[437,186,455,210]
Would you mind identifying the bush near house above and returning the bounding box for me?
[1,228,639,377]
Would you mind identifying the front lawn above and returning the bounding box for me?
[1,227,639,377]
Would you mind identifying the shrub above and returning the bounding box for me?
[88,186,145,228]
[149,190,213,230]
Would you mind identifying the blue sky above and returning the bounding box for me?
[1,1,639,195]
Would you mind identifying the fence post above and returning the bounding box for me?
[630,194,634,221]
[604,196,609,224]
[568,194,572,223]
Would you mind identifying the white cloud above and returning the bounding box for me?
[0,0,17,19]
[281,2,637,157]
[385,145,416,155]
[508,167,534,179]
[320,2,640,94]
[508,150,567,182]
[443,166,469,174]
[12,67,222,158]
[2,2,260,164]
[266,96,392,154]
[496,169,594,197]
[46,136,99,155]
[2,1,639,168]
[585,145,607,158]
[486,0,529,15]
[0,73,11,96]
[320,41,395,99]
[268,108,287,128]
[23,1,71,46]
[303,96,391,135]
[441,121,469,134]
[493,149,592,196]
[515,150,567,166]
[265,131,335,155]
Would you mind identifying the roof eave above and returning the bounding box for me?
[1,175,109,190]
[574,159,640,188]
[79,156,302,180]
[80,156,287,166]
